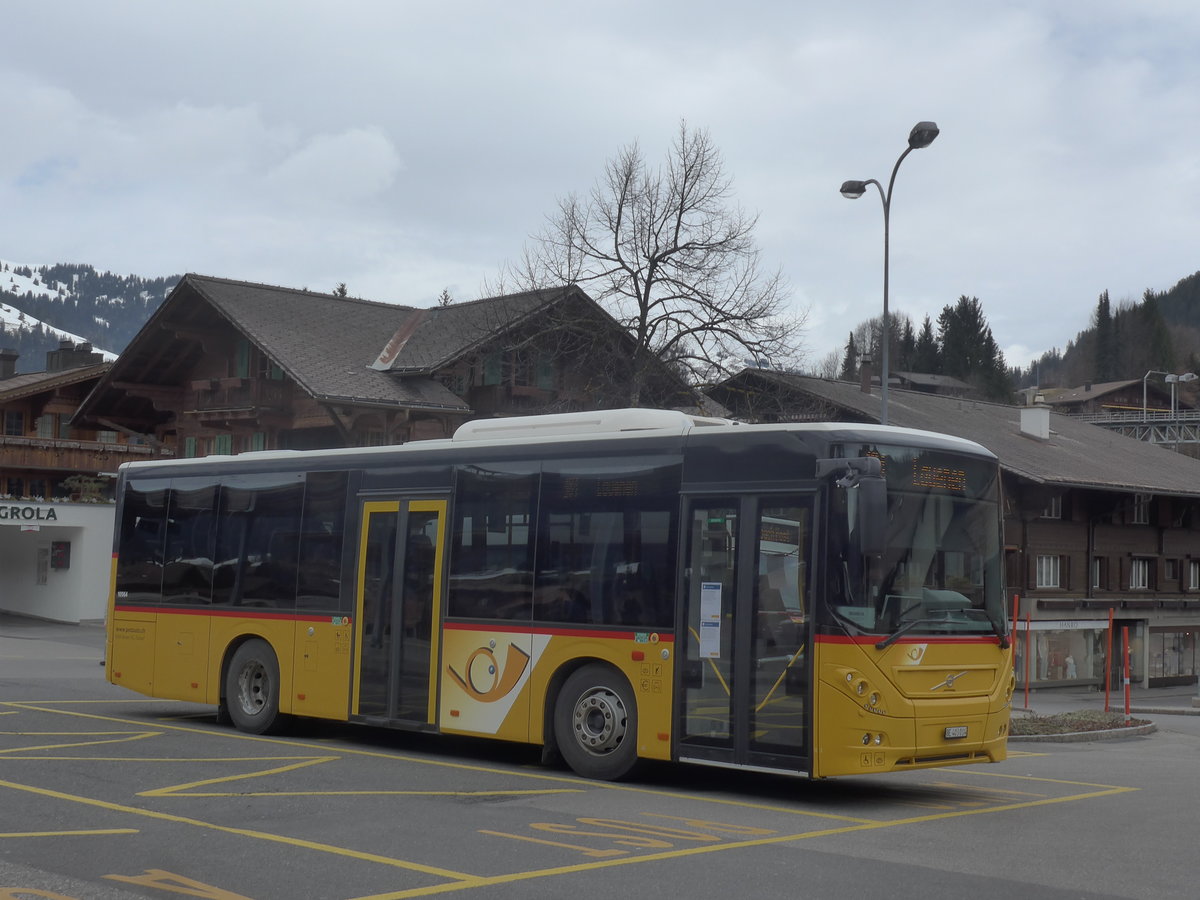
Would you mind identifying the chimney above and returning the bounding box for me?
[0,348,17,379]
[1020,405,1051,440]
[1084,382,1092,392]
[46,340,104,373]
[859,355,873,395]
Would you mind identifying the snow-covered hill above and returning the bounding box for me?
[0,259,179,372]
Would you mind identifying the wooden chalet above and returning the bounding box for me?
[71,275,697,456]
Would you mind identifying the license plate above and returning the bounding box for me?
[944,726,968,739]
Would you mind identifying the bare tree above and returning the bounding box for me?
[501,121,804,405]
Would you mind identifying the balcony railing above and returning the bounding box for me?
[188,378,292,413]
[0,435,171,471]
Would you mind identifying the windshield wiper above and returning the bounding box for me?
[875,610,1010,650]
[983,612,1011,649]
[875,618,951,650]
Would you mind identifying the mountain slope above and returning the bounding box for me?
[0,260,179,373]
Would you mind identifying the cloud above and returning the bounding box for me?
[264,128,403,207]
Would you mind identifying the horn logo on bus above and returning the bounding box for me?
[447,642,531,702]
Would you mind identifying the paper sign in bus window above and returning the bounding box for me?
[700,581,723,658]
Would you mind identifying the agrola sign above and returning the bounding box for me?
[0,505,60,522]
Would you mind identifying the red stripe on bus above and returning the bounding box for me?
[443,621,675,642]
[816,633,1005,646]
[112,605,337,623]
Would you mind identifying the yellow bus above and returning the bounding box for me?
[106,409,1013,780]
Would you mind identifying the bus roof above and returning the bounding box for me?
[116,409,994,475]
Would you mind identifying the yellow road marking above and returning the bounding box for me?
[347,783,1139,899]
[0,777,481,883]
[0,731,159,754]
[0,828,138,838]
[1,703,883,824]
[140,756,338,796]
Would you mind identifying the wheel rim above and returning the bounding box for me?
[235,659,269,717]
[571,686,628,756]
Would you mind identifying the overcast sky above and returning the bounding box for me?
[3,1,1198,370]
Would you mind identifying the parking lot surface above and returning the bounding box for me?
[3,618,1199,899]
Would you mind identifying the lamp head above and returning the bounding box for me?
[1180,372,1199,383]
[840,180,868,199]
[908,121,940,149]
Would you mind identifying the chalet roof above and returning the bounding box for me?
[715,370,1200,498]
[1039,379,1145,405]
[183,276,469,409]
[371,288,588,372]
[0,363,110,403]
[892,371,972,391]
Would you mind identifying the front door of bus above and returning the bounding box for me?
[354,498,447,725]
[678,495,813,771]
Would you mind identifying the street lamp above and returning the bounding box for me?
[841,121,939,426]
[1142,369,1168,419]
[1166,372,1198,416]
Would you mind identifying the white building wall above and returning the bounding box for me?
[0,502,115,623]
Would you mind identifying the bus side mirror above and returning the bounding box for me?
[857,475,887,557]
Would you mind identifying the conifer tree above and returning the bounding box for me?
[839,332,859,380]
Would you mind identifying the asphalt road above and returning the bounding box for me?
[2,618,1198,899]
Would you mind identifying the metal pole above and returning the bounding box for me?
[1122,626,1131,724]
[1104,607,1114,713]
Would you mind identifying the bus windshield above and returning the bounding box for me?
[825,443,1004,642]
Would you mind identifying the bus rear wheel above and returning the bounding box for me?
[553,664,639,780]
[225,639,288,735]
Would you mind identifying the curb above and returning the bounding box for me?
[1009,723,1157,743]
[1129,705,1200,717]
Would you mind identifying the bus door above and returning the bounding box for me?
[353,498,447,725]
[678,495,813,772]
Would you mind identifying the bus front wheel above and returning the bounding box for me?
[553,664,639,780]
[225,639,288,735]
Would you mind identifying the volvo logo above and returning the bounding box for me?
[930,671,968,692]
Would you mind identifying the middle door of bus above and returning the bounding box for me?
[353,497,447,726]
[677,494,813,772]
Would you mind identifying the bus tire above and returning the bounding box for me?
[225,639,288,735]
[553,664,639,780]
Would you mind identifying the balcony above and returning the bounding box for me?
[187,378,292,421]
[0,435,170,472]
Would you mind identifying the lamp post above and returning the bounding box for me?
[1142,370,1168,419]
[841,121,939,426]
[1166,372,1198,416]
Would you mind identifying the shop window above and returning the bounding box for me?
[1035,554,1061,589]
[1148,630,1198,679]
[1017,627,1106,685]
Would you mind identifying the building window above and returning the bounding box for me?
[1191,560,1200,591]
[37,415,55,438]
[1165,559,1179,582]
[1036,554,1061,589]
[1148,629,1198,680]
[1092,557,1107,590]
[1130,558,1151,590]
[4,410,23,436]
[1131,494,1151,525]
[1040,495,1062,519]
